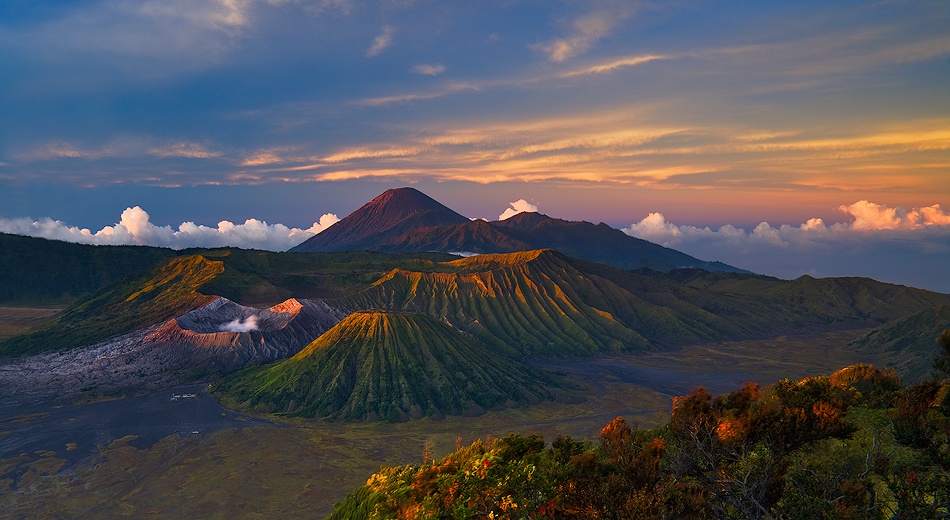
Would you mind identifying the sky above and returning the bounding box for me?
[1,1,949,291]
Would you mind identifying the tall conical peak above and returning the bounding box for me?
[359,187,465,219]
[289,187,469,253]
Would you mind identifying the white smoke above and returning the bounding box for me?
[219,315,259,332]
[498,199,539,220]
[0,207,340,251]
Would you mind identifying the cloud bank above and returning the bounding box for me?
[623,201,950,292]
[0,207,339,251]
[499,199,539,220]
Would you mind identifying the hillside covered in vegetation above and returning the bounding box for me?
[331,346,950,519]
[214,310,557,421]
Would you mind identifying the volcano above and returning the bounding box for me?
[291,187,470,253]
[291,187,746,273]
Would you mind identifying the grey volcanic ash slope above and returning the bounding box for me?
[157,297,348,370]
[0,297,347,404]
[215,311,554,421]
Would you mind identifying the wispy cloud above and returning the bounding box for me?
[3,0,254,85]
[367,25,394,57]
[354,81,479,106]
[561,54,667,77]
[21,139,225,162]
[148,142,221,159]
[240,150,289,166]
[221,111,949,195]
[412,64,446,76]
[322,146,422,163]
[534,7,636,62]
[0,206,340,251]
[265,0,352,15]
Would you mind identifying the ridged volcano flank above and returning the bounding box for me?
[290,188,470,252]
[215,311,553,421]
[341,249,950,358]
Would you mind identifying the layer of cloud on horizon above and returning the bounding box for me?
[0,207,340,251]
[623,201,950,292]
[1,199,950,293]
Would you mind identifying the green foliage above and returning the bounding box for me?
[935,329,950,378]
[0,233,178,305]
[331,364,950,520]
[214,311,557,421]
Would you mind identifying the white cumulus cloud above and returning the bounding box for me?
[0,207,339,251]
[622,201,950,293]
[498,199,539,220]
[841,200,950,230]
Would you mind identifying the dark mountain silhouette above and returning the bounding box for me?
[290,187,470,253]
[289,188,746,273]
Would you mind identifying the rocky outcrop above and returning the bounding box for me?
[0,298,348,407]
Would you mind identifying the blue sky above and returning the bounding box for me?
[1,1,949,291]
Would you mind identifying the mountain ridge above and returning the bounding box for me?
[290,188,746,273]
[339,249,950,356]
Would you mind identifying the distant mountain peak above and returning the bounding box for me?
[290,187,470,253]
[495,211,552,230]
[364,187,463,218]
[290,187,747,273]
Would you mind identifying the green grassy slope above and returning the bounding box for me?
[340,250,950,356]
[198,249,457,304]
[341,250,667,355]
[0,255,223,356]
[214,311,555,421]
[600,265,950,334]
[851,304,950,380]
[0,233,178,305]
